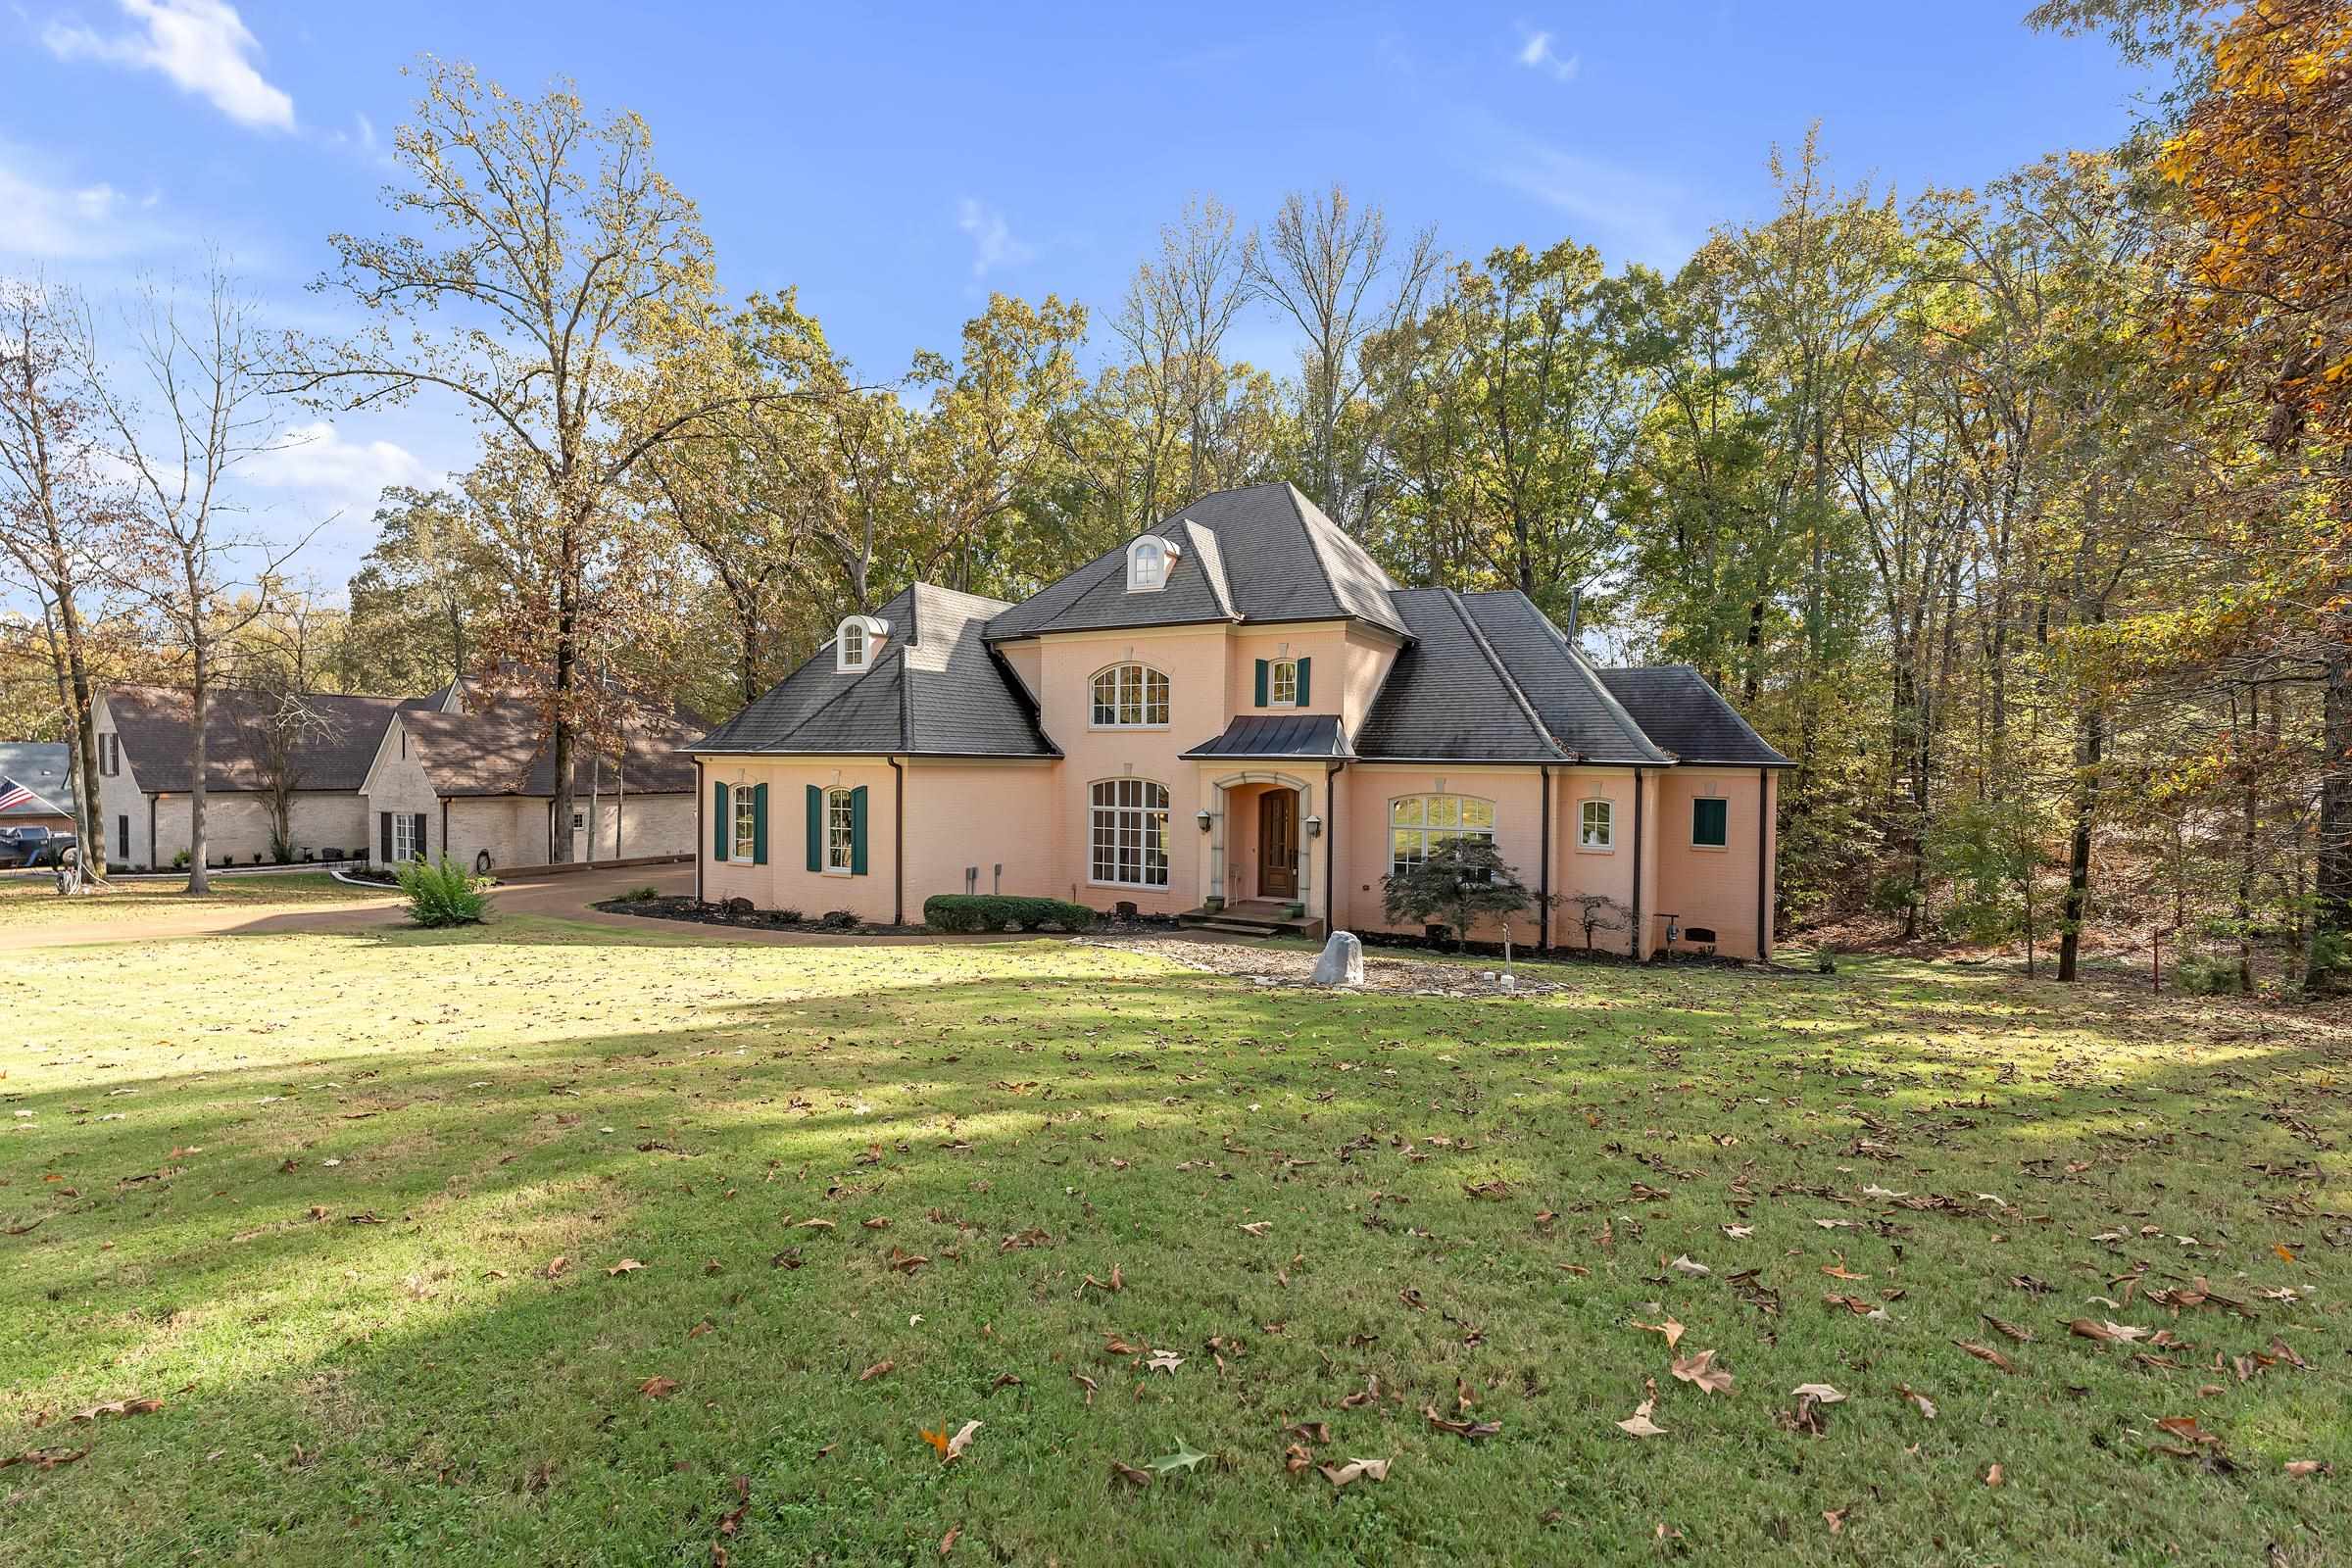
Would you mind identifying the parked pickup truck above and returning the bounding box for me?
[0,826,75,868]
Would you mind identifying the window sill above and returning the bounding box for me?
[1575,843,1616,855]
[822,866,855,877]
[1689,843,1730,853]
[1087,878,1169,892]
[1087,723,1172,732]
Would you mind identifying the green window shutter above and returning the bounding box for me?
[1693,797,1728,847]
[751,782,769,864]
[712,782,728,858]
[1296,657,1312,706]
[379,812,392,865]
[415,814,428,862]
[805,784,822,871]
[850,784,869,875]
[1253,660,1268,706]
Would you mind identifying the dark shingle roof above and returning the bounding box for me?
[1457,593,1673,764]
[401,700,702,798]
[1596,666,1793,766]
[0,743,74,815]
[693,584,1056,759]
[1354,590,1567,761]
[106,685,419,793]
[984,483,1405,640]
[1179,713,1352,760]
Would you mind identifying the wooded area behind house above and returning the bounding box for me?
[3,1,2346,988]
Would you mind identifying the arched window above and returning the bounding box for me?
[1090,662,1170,728]
[1090,778,1170,888]
[1389,794,1496,876]
[1126,535,1175,592]
[836,614,888,672]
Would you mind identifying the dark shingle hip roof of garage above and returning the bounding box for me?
[691,583,1058,759]
[104,685,423,793]
[1594,666,1794,766]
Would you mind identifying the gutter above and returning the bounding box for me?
[693,760,705,902]
[888,755,906,926]
[1756,765,1770,964]
[1630,766,1644,960]
[1538,763,1551,952]
[1324,760,1345,935]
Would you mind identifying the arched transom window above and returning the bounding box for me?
[1091,662,1170,728]
[1090,778,1169,888]
[1389,794,1496,876]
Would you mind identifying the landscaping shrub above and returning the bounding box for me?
[2172,953,2242,997]
[923,893,1100,934]
[818,909,859,930]
[618,885,659,902]
[396,856,489,927]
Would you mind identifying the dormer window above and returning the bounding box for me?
[835,614,889,672]
[1126,534,1178,593]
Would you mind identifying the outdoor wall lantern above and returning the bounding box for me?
[1303,813,1323,839]
[1196,808,1214,833]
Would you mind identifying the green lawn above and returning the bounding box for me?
[0,872,381,927]
[1,913,2343,1565]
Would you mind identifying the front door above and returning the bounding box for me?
[1257,791,1298,899]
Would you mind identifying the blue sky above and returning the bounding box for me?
[1,2,2155,585]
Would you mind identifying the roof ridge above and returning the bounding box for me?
[1513,595,1673,763]
[1178,517,1240,619]
[1285,483,1352,617]
[1445,589,1568,760]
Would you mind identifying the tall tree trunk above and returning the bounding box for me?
[187,639,211,895]
[2310,634,2352,991]
[2056,701,2102,982]
[550,523,579,864]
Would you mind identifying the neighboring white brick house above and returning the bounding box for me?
[357,675,702,875]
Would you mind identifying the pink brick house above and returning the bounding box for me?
[689,484,1788,958]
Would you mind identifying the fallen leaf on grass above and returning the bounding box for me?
[1616,1398,1667,1440]
[638,1377,679,1399]
[1238,1222,1272,1237]
[1146,1438,1212,1473]
[1895,1384,1937,1420]
[1954,1340,2015,1373]
[1670,1350,1735,1396]
[2069,1319,2149,1344]
[1824,1507,1848,1534]
[544,1255,569,1280]
[1791,1384,1846,1403]
[938,1525,959,1556]
[1633,1317,1685,1350]
[0,1447,88,1471]
[1109,1459,1152,1490]
[608,1258,646,1277]
[1318,1457,1391,1488]
[1072,1374,1098,1406]
[1424,1403,1503,1441]
[1668,1255,1710,1277]
[1282,1443,1313,1474]
[2283,1459,2330,1478]
[70,1398,163,1423]
[1146,1350,1184,1375]
[1984,1463,2004,1487]
[858,1360,894,1382]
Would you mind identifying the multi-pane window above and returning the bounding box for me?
[1127,537,1167,591]
[391,813,421,862]
[1269,660,1298,706]
[1579,798,1614,850]
[1090,663,1170,727]
[1090,778,1169,888]
[826,786,856,872]
[732,784,759,861]
[1389,794,1495,876]
[839,619,867,669]
[1692,797,1730,848]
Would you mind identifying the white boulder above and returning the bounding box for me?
[1310,930,1364,988]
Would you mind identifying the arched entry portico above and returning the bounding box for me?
[1204,770,1313,906]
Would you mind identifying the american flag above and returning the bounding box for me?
[0,778,35,813]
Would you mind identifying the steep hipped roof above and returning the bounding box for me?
[983,483,1406,640]
[693,584,1057,759]
[1597,666,1794,766]
[0,743,74,816]
[1353,589,1568,761]
[1180,713,1353,760]
[399,699,702,798]
[1455,593,1674,764]
[105,685,421,793]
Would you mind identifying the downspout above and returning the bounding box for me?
[440,798,449,865]
[1324,760,1346,934]
[888,756,906,927]
[1756,766,1770,964]
[1538,763,1551,953]
[1630,766,1644,960]
[147,794,156,870]
[693,760,705,902]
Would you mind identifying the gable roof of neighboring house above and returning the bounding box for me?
[104,684,423,794]
[397,696,704,798]
[693,583,1058,759]
[1596,666,1794,766]
[983,483,1408,641]
[0,743,74,816]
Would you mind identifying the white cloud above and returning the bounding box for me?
[42,0,296,132]
[1515,27,1581,83]
[247,421,422,501]
[0,146,169,260]
[956,198,1036,279]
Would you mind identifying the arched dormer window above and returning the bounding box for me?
[1091,662,1170,728]
[836,614,889,672]
[1126,534,1178,593]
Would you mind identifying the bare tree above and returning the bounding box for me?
[0,277,115,881]
[80,263,314,893]
[1249,183,1439,529]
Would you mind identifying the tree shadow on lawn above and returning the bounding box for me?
[4,951,2344,1564]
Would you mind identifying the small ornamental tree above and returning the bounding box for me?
[1381,836,1548,956]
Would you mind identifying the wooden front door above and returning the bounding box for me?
[1257,790,1298,899]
